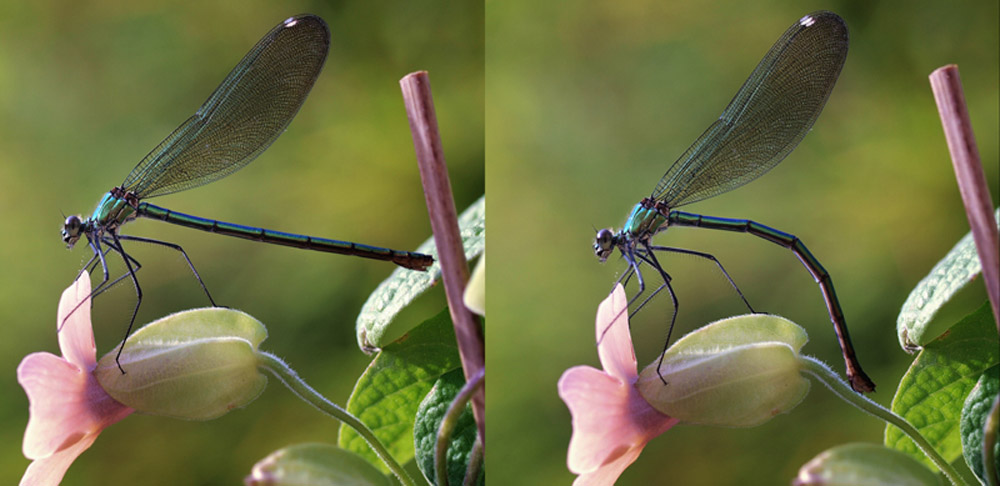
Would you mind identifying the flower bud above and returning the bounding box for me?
[245,443,390,486]
[636,314,810,427]
[794,443,941,485]
[95,308,268,420]
[464,254,485,316]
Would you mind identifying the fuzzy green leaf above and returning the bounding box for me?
[886,302,1000,470]
[413,369,483,486]
[898,208,999,351]
[960,365,1000,484]
[357,196,485,351]
[339,309,462,473]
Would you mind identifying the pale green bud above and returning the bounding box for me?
[464,254,485,316]
[95,308,268,420]
[636,314,810,427]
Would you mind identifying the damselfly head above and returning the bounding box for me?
[62,215,83,247]
[594,228,615,262]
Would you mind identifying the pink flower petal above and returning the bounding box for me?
[559,366,677,475]
[18,275,133,486]
[572,445,643,486]
[57,275,96,369]
[18,352,132,459]
[19,433,98,486]
[19,353,91,459]
[559,284,678,485]
[560,366,634,472]
[595,284,636,381]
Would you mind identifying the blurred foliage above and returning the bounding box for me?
[488,0,997,484]
[0,1,481,484]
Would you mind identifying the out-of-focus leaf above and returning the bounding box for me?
[794,443,943,486]
[245,443,391,486]
[898,208,999,351]
[886,302,1000,470]
[357,196,485,352]
[338,309,462,473]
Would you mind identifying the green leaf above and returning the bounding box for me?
[246,443,391,486]
[338,309,463,473]
[886,302,1000,470]
[357,195,485,351]
[796,443,943,486]
[897,207,1000,351]
[413,369,484,486]
[961,365,1000,484]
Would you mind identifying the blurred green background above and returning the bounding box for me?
[488,0,997,484]
[0,1,482,484]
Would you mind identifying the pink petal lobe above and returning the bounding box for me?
[572,445,643,486]
[19,276,132,468]
[595,284,636,381]
[19,433,98,486]
[57,275,95,369]
[559,364,678,476]
[19,353,89,459]
[18,351,132,460]
[560,366,632,473]
[560,284,678,485]
[18,277,133,485]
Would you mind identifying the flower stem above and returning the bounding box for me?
[257,352,419,486]
[401,71,486,441]
[800,356,967,486]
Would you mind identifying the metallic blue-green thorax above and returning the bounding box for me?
[90,190,137,229]
[621,202,668,239]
